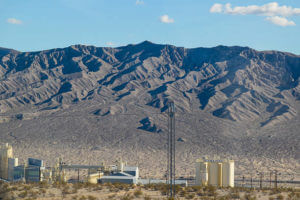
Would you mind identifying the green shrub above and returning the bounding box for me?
[72,195,78,200]
[29,190,39,198]
[179,190,187,197]
[23,185,31,190]
[87,195,97,200]
[185,193,195,199]
[73,182,85,190]
[79,195,87,200]
[18,190,28,198]
[39,188,46,195]
[107,194,116,199]
[93,185,102,191]
[39,181,49,188]
[191,186,202,192]
[243,193,256,200]
[217,195,230,200]
[120,193,134,200]
[229,192,240,199]
[276,194,284,200]
[144,195,151,200]
[71,187,78,194]
[134,189,143,197]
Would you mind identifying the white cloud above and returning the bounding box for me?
[210,2,300,17]
[210,2,300,26]
[210,3,223,13]
[106,41,114,46]
[135,0,144,5]
[266,16,295,26]
[160,15,174,23]
[7,18,22,25]
[222,2,300,17]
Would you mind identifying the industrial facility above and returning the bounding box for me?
[0,143,141,185]
[195,157,235,187]
[1,143,237,189]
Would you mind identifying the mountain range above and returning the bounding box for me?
[0,41,299,178]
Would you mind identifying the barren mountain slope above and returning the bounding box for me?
[0,41,299,178]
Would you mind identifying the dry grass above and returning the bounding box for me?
[1,180,300,200]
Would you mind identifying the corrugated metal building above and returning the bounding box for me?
[13,158,45,182]
[13,165,25,181]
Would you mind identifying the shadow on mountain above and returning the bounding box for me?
[138,117,162,133]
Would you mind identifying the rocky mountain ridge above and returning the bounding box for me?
[0,41,299,177]
[0,41,299,127]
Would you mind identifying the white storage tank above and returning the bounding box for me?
[195,157,234,187]
[208,162,219,186]
[222,160,234,187]
[195,160,208,185]
[0,143,14,180]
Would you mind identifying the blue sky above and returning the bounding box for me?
[1,0,300,54]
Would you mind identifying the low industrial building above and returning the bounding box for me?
[13,158,48,182]
[97,161,139,184]
[195,157,234,187]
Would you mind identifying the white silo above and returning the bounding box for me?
[195,159,208,185]
[195,157,234,187]
[208,162,219,186]
[222,160,234,187]
[0,143,14,180]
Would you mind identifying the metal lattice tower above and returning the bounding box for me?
[167,101,175,198]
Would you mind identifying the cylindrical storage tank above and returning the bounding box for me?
[228,161,234,187]
[195,161,201,185]
[218,163,223,187]
[208,162,218,186]
[117,161,124,172]
[0,143,13,180]
[222,162,229,187]
[222,161,234,187]
[201,162,208,186]
[195,161,208,186]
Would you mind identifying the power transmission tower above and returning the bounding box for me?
[167,101,176,198]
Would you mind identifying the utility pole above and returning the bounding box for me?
[77,169,80,182]
[269,171,272,188]
[250,174,253,189]
[259,172,263,190]
[23,163,27,183]
[167,101,175,198]
[274,170,278,189]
